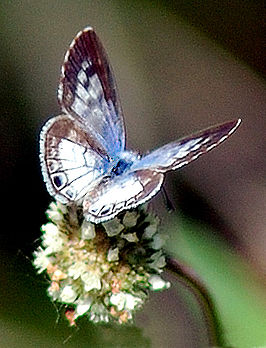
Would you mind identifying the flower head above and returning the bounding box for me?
[33,201,170,325]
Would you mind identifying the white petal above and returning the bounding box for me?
[122,232,139,243]
[148,275,171,291]
[110,293,126,311]
[68,262,87,279]
[102,218,124,236]
[149,234,165,250]
[122,211,138,227]
[142,222,158,239]
[75,297,93,317]
[33,247,50,272]
[59,285,77,303]
[124,294,142,310]
[107,247,119,262]
[81,272,101,291]
[81,221,96,240]
[41,223,67,252]
[42,222,58,237]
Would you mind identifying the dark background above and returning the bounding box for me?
[0,1,265,347]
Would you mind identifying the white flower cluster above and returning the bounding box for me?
[33,201,170,325]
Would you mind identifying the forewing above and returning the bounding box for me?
[58,27,125,157]
[40,114,108,203]
[132,119,241,172]
[83,170,164,223]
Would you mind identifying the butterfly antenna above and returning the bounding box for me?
[162,186,175,212]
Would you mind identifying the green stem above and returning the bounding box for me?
[166,256,225,346]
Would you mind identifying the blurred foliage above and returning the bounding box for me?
[162,0,265,77]
[166,215,266,347]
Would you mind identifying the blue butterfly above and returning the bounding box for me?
[40,27,241,223]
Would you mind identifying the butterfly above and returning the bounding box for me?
[40,27,241,224]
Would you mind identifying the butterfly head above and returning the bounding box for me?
[111,150,140,176]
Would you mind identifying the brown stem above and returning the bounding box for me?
[166,256,225,347]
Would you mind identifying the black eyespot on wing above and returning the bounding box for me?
[52,173,66,189]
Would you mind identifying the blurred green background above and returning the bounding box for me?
[0,1,265,347]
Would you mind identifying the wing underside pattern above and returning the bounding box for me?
[40,114,108,203]
[83,169,164,223]
[58,27,125,158]
[132,119,241,172]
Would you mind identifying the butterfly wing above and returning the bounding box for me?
[40,27,126,203]
[58,27,126,158]
[40,114,109,203]
[83,169,164,223]
[131,119,241,172]
[82,119,241,223]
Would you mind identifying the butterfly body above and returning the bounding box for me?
[40,27,241,224]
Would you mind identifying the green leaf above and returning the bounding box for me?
[166,216,266,348]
